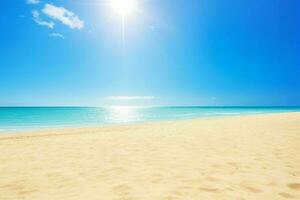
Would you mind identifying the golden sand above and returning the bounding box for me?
[0,113,300,200]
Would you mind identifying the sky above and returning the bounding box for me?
[0,0,299,106]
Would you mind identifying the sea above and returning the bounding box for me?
[0,106,299,132]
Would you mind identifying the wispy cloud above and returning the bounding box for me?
[26,0,40,4]
[32,10,54,29]
[107,96,155,101]
[42,4,84,30]
[49,32,64,39]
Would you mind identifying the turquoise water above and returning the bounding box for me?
[0,107,299,132]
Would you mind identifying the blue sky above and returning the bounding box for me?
[0,0,299,106]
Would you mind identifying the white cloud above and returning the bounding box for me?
[27,0,40,4]
[32,10,55,29]
[49,32,64,39]
[42,4,84,30]
[107,96,155,100]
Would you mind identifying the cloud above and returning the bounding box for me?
[107,96,155,101]
[42,4,84,29]
[32,10,55,29]
[27,0,40,4]
[49,32,64,39]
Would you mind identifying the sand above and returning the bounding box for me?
[0,112,300,200]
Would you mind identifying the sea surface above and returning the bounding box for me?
[0,106,300,132]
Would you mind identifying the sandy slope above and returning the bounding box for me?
[0,113,300,200]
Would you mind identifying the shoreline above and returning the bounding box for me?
[1,111,300,137]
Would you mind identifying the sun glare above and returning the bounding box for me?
[111,0,137,17]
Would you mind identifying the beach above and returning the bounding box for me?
[0,112,300,200]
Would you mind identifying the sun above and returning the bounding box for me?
[111,0,137,17]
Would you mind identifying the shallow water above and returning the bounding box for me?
[0,106,299,132]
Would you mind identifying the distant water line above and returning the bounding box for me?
[0,106,300,133]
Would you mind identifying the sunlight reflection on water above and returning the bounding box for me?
[106,106,140,123]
